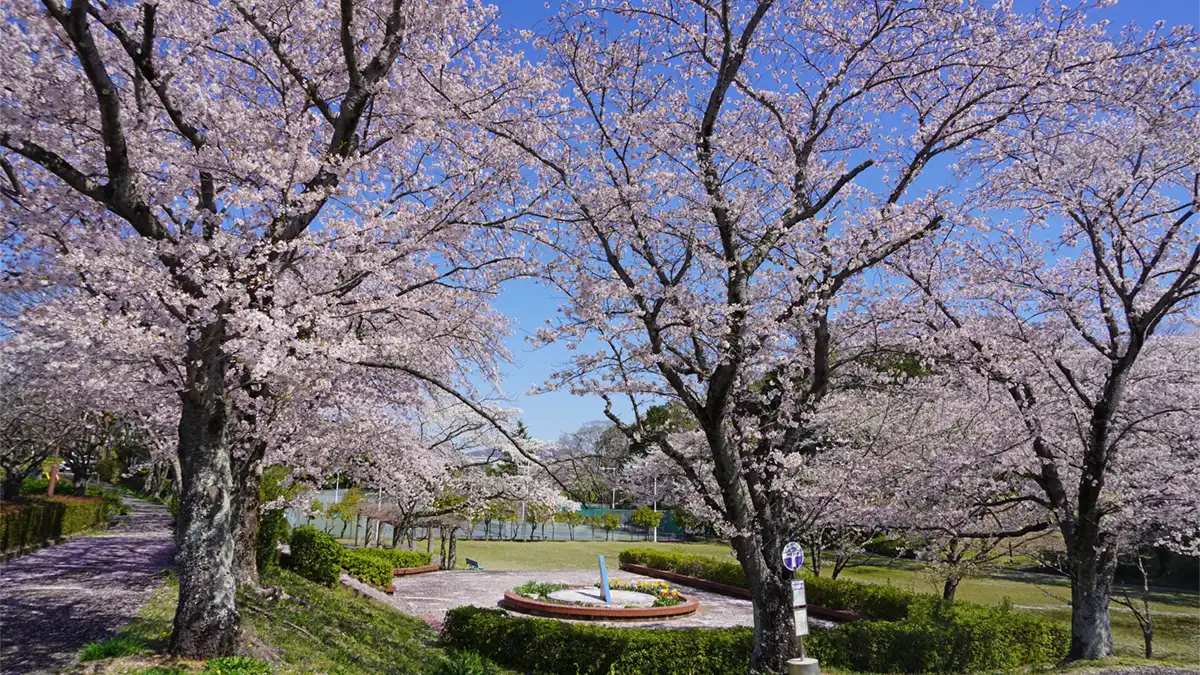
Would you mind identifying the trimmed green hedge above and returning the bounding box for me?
[20,476,76,495]
[351,547,432,569]
[342,549,394,588]
[444,603,1068,675]
[1,497,109,552]
[620,548,915,619]
[807,602,1070,672]
[619,548,747,587]
[443,606,753,675]
[803,573,917,621]
[619,548,1069,672]
[288,526,343,585]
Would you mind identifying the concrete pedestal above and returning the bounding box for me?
[786,658,820,675]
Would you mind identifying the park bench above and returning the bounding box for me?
[466,558,484,570]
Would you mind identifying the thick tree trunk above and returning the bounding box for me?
[1067,543,1118,659]
[942,574,960,601]
[1069,574,1116,658]
[231,474,260,587]
[231,447,264,588]
[169,333,239,658]
[734,533,797,674]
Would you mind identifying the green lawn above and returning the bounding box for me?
[439,537,734,570]
[834,562,1199,663]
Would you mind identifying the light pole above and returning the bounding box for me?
[651,475,658,543]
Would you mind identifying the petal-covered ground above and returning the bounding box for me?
[0,499,174,675]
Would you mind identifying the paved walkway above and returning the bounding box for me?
[0,498,175,675]
[344,567,835,632]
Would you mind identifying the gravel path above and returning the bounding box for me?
[0,498,175,675]
[344,567,836,632]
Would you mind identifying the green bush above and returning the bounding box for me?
[807,602,1069,672]
[1,496,108,552]
[802,573,918,620]
[20,476,75,495]
[257,509,290,572]
[342,549,395,588]
[352,547,432,569]
[443,606,753,675]
[288,526,343,585]
[619,548,914,619]
[617,548,1069,672]
[86,487,130,516]
[619,548,747,587]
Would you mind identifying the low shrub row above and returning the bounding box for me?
[351,547,432,570]
[618,548,746,587]
[444,602,1067,675]
[342,549,395,588]
[20,476,76,495]
[443,606,753,675]
[0,496,110,552]
[620,548,914,619]
[803,573,918,621]
[807,602,1070,672]
[287,527,433,587]
[617,548,1069,672]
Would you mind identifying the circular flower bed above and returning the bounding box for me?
[501,579,699,621]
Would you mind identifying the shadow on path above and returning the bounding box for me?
[0,499,175,675]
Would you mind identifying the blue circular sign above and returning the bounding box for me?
[782,542,804,571]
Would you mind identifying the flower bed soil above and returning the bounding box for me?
[620,563,867,622]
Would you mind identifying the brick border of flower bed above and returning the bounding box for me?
[500,587,699,621]
[393,564,440,576]
[620,563,867,622]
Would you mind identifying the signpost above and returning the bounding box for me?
[597,554,613,604]
[783,542,819,674]
[792,580,809,636]
[782,541,805,572]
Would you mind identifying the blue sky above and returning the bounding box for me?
[486,0,1198,441]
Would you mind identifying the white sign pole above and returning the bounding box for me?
[782,543,819,672]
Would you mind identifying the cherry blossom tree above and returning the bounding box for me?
[897,48,1200,657]
[497,1,1150,668]
[1,0,529,656]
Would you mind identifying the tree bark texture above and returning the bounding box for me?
[169,331,239,658]
[942,574,960,601]
[230,451,263,588]
[1067,544,1118,660]
[733,532,798,674]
